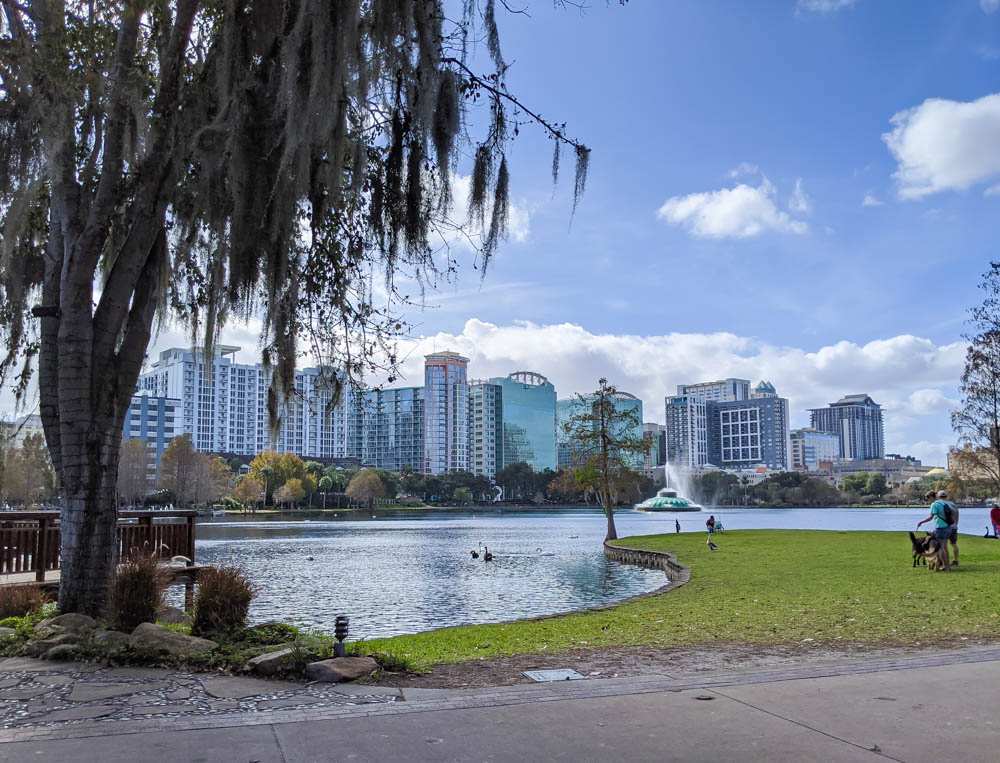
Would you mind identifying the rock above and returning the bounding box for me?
[93,629,130,648]
[129,623,217,656]
[247,648,295,677]
[44,644,82,661]
[0,627,16,640]
[157,606,192,626]
[32,624,66,639]
[24,632,79,657]
[304,656,378,683]
[37,613,97,632]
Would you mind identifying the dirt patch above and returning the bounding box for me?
[373,637,1000,690]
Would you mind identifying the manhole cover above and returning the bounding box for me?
[523,669,585,682]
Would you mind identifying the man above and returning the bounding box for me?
[916,490,957,568]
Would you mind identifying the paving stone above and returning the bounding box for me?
[0,657,57,672]
[0,678,21,689]
[257,696,324,710]
[67,682,165,702]
[207,700,243,711]
[3,686,53,700]
[35,676,72,687]
[32,704,117,722]
[98,666,173,680]
[131,703,196,715]
[166,687,192,700]
[202,676,293,698]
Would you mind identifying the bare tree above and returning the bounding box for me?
[0,1,596,614]
[117,439,152,506]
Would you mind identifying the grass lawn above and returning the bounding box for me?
[361,530,1000,668]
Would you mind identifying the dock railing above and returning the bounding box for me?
[0,510,197,583]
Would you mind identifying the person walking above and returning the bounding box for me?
[916,490,955,569]
[990,503,1000,538]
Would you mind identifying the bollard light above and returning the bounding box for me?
[333,615,350,657]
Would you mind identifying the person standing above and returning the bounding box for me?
[990,504,1000,538]
[916,490,955,569]
[675,518,681,534]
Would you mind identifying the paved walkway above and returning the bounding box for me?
[0,646,998,761]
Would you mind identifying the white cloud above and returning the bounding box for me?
[883,93,1000,199]
[436,173,531,252]
[657,178,809,239]
[905,388,959,416]
[862,192,884,207]
[789,178,812,214]
[981,0,1000,13]
[976,43,1000,60]
[728,162,759,179]
[985,184,1000,196]
[796,0,857,13]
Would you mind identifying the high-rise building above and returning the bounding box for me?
[491,371,556,472]
[665,395,708,468]
[643,423,666,470]
[122,393,183,478]
[9,414,45,449]
[423,351,470,474]
[809,394,885,461]
[346,387,424,472]
[707,396,790,471]
[751,380,777,399]
[138,346,348,458]
[790,427,841,470]
[676,378,750,403]
[469,380,503,480]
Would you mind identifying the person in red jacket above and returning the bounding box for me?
[990,504,1000,538]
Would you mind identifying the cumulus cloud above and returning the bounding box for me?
[982,0,1000,13]
[883,93,1000,199]
[386,320,964,464]
[796,0,857,12]
[657,177,809,238]
[728,162,759,179]
[788,179,812,214]
[862,192,884,207]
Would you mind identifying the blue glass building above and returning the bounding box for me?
[490,372,557,472]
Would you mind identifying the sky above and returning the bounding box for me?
[8,0,1000,467]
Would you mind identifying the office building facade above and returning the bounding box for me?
[492,371,557,472]
[346,387,424,472]
[790,427,841,470]
[809,394,885,461]
[122,393,183,478]
[665,395,708,468]
[469,380,503,480]
[707,396,790,471]
[676,378,750,403]
[423,352,470,474]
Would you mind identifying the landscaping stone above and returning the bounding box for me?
[157,606,192,626]
[24,633,79,657]
[130,623,217,656]
[93,629,130,647]
[247,647,295,677]
[44,644,82,661]
[37,613,97,632]
[33,705,117,722]
[305,656,378,683]
[0,627,16,640]
[67,682,146,702]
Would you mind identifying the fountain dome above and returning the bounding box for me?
[635,487,702,512]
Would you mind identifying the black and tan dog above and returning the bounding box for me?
[909,531,948,571]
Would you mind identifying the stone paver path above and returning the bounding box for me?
[0,657,398,732]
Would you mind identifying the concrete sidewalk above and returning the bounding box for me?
[1,648,998,762]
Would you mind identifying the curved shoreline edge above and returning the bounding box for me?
[602,539,692,605]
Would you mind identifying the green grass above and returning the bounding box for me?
[359,530,1000,668]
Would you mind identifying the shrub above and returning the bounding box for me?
[105,550,171,632]
[0,585,51,619]
[191,566,258,637]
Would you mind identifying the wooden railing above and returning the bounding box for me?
[0,510,197,582]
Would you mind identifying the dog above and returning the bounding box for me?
[909,531,948,571]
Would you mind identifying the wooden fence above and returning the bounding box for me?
[0,510,197,582]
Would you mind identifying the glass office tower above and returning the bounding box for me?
[423,351,470,473]
[491,371,557,472]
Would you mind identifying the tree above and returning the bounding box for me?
[158,435,201,504]
[117,439,152,506]
[346,470,386,513]
[272,485,294,509]
[865,472,888,499]
[453,487,472,504]
[3,433,57,506]
[233,476,264,511]
[317,475,333,509]
[284,477,306,508]
[840,473,870,497]
[0,1,594,615]
[547,468,585,503]
[562,379,647,541]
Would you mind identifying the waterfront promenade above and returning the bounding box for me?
[0,644,996,761]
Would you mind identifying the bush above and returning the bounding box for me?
[192,566,258,637]
[106,550,171,632]
[0,585,51,619]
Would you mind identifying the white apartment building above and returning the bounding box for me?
[676,378,750,403]
[664,395,708,468]
[468,380,503,480]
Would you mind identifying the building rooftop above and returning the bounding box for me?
[424,351,469,363]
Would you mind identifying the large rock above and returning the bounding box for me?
[24,632,80,657]
[157,606,192,626]
[93,629,131,648]
[130,623,217,656]
[247,648,295,677]
[305,656,377,683]
[44,644,82,661]
[37,613,96,633]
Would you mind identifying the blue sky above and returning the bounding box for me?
[8,0,996,467]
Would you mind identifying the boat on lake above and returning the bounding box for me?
[634,488,702,512]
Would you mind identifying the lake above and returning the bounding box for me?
[189,506,993,639]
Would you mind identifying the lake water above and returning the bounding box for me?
[189,506,994,639]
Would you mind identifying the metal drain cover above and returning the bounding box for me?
[523,669,585,682]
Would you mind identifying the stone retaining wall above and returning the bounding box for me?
[603,540,691,600]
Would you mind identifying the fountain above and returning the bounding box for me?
[634,487,702,512]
